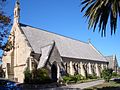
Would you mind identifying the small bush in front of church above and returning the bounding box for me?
[24,68,32,83]
[62,74,85,84]
[72,74,81,83]
[24,67,52,84]
[102,68,113,82]
[62,75,71,84]
[112,72,117,77]
[87,74,93,79]
[87,74,98,79]
[31,67,52,84]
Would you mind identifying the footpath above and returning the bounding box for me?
[22,80,104,90]
[60,80,104,89]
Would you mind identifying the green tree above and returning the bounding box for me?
[102,68,113,82]
[24,68,32,83]
[81,0,120,36]
[31,68,51,84]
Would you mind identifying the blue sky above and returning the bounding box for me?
[2,0,120,65]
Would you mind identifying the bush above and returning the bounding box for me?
[87,74,93,79]
[112,72,117,77]
[102,68,113,82]
[73,74,81,83]
[24,68,32,83]
[24,67,51,84]
[87,74,98,79]
[62,75,71,84]
[32,68,51,84]
[62,74,85,84]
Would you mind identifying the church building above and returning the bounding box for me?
[2,1,109,83]
[105,55,118,73]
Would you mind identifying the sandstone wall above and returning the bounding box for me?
[13,25,32,83]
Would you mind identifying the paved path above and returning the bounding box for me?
[22,80,104,90]
[60,80,104,89]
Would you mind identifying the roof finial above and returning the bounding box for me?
[14,0,20,24]
[88,38,91,44]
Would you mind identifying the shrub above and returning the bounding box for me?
[87,74,98,79]
[24,67,51,84]
[87,74,93,79]
[73,74,81,83]
[31,68,51,84]
[62,74,85,84]
[24,68,32,83]
[112,72,117,77]
[102,68,113,82]
[79,74,86,80]
[62,76,71,84]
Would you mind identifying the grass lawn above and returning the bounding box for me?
[67,78,101,85]
[84,80,120,90]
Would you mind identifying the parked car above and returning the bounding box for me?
[0,78,21,90]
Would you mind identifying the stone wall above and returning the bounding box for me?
[62,57,108,77]
[13,25,32,83]
[46,44,64,81]
[2,24,32,83]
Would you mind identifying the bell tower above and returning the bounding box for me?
[14,0,20,24]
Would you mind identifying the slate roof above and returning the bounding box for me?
[20,23,107,62]
[105,56,114,69]
[105,55,118,69]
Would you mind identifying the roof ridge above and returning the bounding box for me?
[88,43,107,61]
[20,23,107,62]
[19,23,89,45]
[105,55,113,57]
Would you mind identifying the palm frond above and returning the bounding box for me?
[81,0,94,12]
[81,0,120,36]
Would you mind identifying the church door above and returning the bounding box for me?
[51,62,59,82]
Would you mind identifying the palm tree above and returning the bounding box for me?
[81,0,120,36]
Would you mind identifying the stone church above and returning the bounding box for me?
[105,55,118,73]
[2,1,108,83]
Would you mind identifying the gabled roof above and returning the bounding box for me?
[105,55,118,68]
[20,23,107,62]
[37,42,54,69]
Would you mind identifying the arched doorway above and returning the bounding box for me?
[51,62,59,82]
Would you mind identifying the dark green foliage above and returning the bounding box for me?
[62,74,85,84]
[31,68,51,84]
[112,72,120,78]
[24,67,51,84]
[72,74,81,83]
[62,75,71,84]
[24,68,32,83]
[87,74,93,79]
[112,72,117,77]
[87,74,98,79]
[81,0,120,36]
[102,68,113,82]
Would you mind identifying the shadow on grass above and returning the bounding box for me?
[113,78,120,83]
[84,79,120,90]
[98,86,120,90]
[85,86,120,90]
